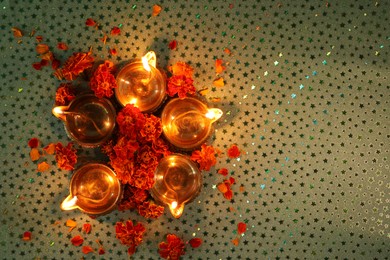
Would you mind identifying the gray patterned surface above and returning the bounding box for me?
[0,0,389,259]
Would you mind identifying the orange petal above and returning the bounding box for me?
[37,162,50,172]
[22,231,32,241]
[82,223,92,234]
[36,44,49,54]
[44,143,56,155]
[70,235,83,246]
[224,48,232,55]
[198,88,209,96]
[57,42,68,50]
[217,182,228,194]
[215,59,226,73]
[66,219,77,232]
[35,35,43,43]
[231,237,240,246]
[239,185,245,192]
[152,4,162,16]
[213,77,224,87]
[12,27,23,38]
[82,245,94,254]
[30,148,40,161]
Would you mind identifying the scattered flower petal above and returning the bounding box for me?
[28,137,39,148]
[231,237,240,246]
[22,231,32,241]
[227,144,240,158]
[37,161,50,172]
[215,59,226,73]
[54,50,94,81]
[110,26,121,36]
[152,4,162,16]
[237,222,247,234]
[189,238,202,248]
[12,27,23,38]
[29,148,40,161]
[85,18,97,27]
[70,235,84,246]
[32,62,43,71]
[217,182,228,193]
[168,40,177,50]
[35,35,43,43]
[36,44,49,54]
[66,219,77,232]
[57,42,68,50]
[109,47,117,56]
[213,77,224,87]
[224,48,232,55]
[82,245,94,254]
[82,223,92,234]
[217,168,228,176]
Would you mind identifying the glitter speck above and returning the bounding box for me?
[299,84,304,90]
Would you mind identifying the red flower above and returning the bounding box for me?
[139,114,162,143]
[70,235,84,246]
[190,144,217,171]
[227,144,241,158]
[28,138,39,148]
[55,83,75,106]
[137,201,164,219]
[54,51,94,80]
[55,142,77,171]
[168,40,177,50]
[89,60,117,98]
[116,104,146,140]
[167,75,196,98]
[189,238,202,248]
[237,222,247,234]
[158,234,186,260]
[85,18,97,27]
[110,26,121,35]
[115,220,146,255]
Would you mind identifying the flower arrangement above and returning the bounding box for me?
[21,13,243,258]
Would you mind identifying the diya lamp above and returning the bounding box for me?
[161,97,223,150]
[150,154,202,218]
[115,51,166,112]
[52,94,116,148]
[61,163,122,215]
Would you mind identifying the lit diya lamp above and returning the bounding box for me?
[150,154,202,218]
[161,97,223,150]
[52,94,116,148]
[115,51,166,112]
[61,163,122,215]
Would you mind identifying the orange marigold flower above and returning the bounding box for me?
[118,185,148,211]
[57,42,68,50]
[151,138,172,157]
[137,201,164,219]
[131,166,155,190]
[167,75,196,98]
[70,235,84,246]
[190,144,217,171]
[55,142,77,171]
[237,222,247,234]
[189,238,202,248]
[54,51,94,81]
[152,4,162,16]
[22,231,32,241]
[116,104,146,140]
[89,60,117,98]
[158,234,186,260]
[168,40,177,50]
[110,157,135,185]
[227,144,240,158]
[113,136,139,160]
[55,83,75,106]
[85,18,97,27]
[28,137,39,148]
[139,114,162,143]
[110,26,121,36]
[115,220,146,255]
[169,62,193,78]
[215,59,226,73]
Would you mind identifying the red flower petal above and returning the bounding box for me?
[168,40,177,50]
[51,59,60,70]
[32,62,42,70]
[189,238,202,248]
[82,223,91,234]
[28,138,39,148]
[98,246,105,255]
[109,48,117,56]
[82,246,94,254]
[57,42,68,50]
[215,59,226,73]
[110,26,121,36]
[223,189,233,200]
[22,231,32,241]
[237,222,247,234]
[217,168,228,176]
[85,18,97,27]
[70,235,84,246]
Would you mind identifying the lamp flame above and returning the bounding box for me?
[60,195,78,211]
[141,51,157,72]
[205,108,223,122]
